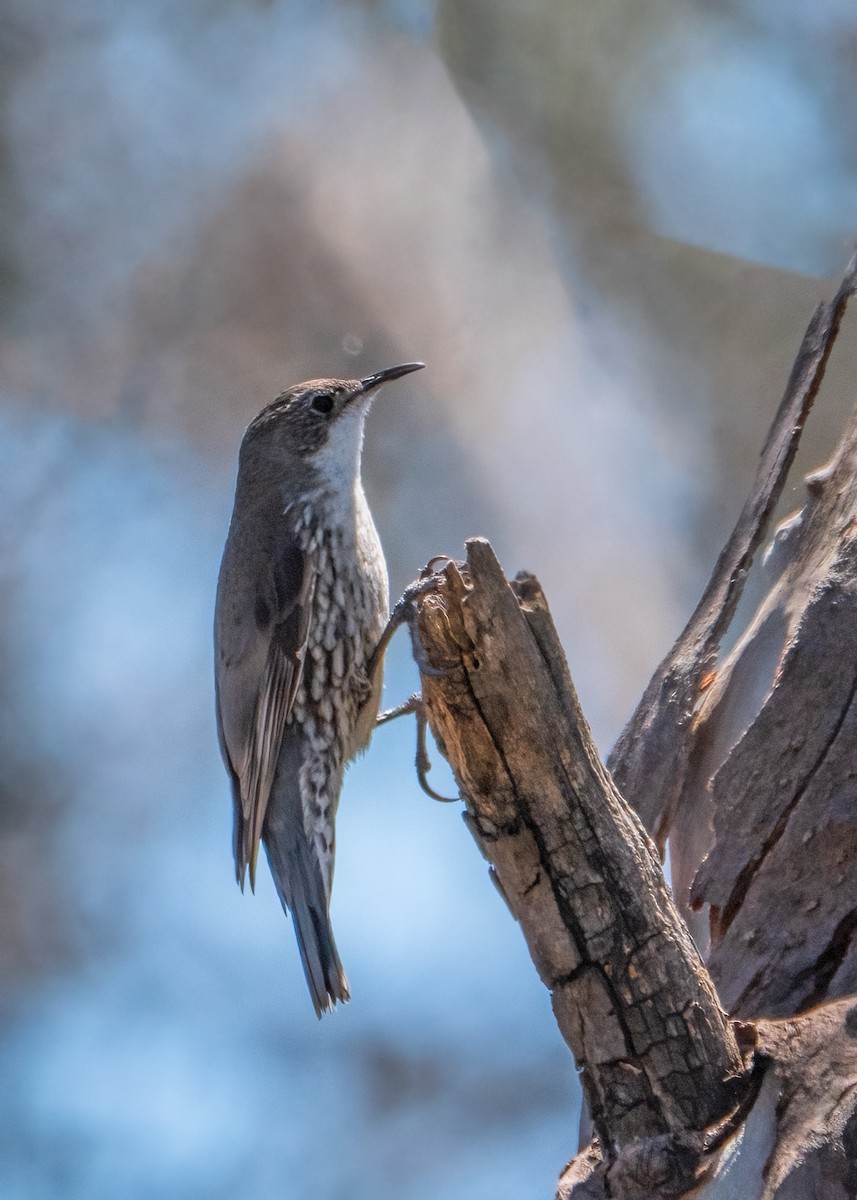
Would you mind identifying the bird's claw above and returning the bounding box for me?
[397,575,457,679]
[368,570,456,680]
[376,693,421,726]
[419,555,455,580]
[414,700,459,802]
[375,692,459,803]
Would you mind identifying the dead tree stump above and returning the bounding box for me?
[407,261,857,1198]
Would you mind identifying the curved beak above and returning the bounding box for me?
[358,362,425,393]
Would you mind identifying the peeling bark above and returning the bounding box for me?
[608,256,857,852]
[684,404,857,1018]
[558,997,857,1199]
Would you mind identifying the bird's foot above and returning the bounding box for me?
[368,566,455,681]
[376,692,459,803]
[419,554,456,580]
[376,692,421,725]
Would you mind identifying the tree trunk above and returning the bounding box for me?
[407,261,857,1198]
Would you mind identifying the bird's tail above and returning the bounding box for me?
[263,820,349,1019]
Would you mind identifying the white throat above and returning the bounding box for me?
[307,403,369,518]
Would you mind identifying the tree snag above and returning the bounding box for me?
[407,260,857,1198]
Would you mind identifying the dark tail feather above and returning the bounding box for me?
[264,828,349,1018]
[289,888,350,1019]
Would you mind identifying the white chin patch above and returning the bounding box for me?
[309,402,368,492]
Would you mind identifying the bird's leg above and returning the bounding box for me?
[376,692,458,803]
[358,572,448,719]
[367,574,449,682]
[371,563,459,802]
[414,699,458,802]
[376,692,421,725]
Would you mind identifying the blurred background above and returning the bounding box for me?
[2,2,857,1197]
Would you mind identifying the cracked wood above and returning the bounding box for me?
[414,539,747,1155]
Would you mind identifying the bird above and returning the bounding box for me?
[214,362,424,1016]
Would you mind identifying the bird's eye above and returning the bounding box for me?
[310,392,334,415]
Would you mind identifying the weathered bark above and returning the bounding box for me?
[683,398,857,1018]
[418,542,748,1157]
[608,257,857,852]
[405,265,857,1196]
[558,998,857,1198]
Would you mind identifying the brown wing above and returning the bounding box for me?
[215,526,316,890]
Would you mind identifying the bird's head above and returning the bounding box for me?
[242,362,425,487]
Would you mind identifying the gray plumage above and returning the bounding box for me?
[214,363,424,1016]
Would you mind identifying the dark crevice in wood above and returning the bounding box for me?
[731,966,767,1021]
[714,668,857,940]
[701,1051,768,1155]
[799,907,857,1014]
[523,870,542,896]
